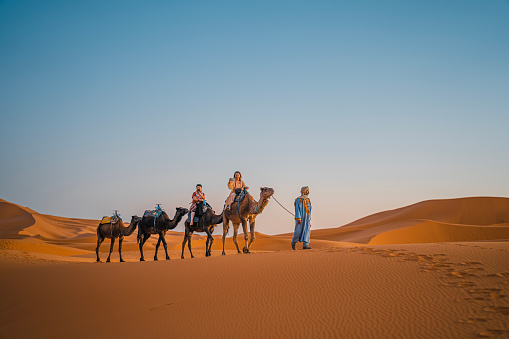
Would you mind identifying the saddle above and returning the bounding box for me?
[143,205,165,231]
[100,214,121,225]
[234,189,249,203]
[143,207,164,219]
[187,202,210,224]
[187,214,200,224]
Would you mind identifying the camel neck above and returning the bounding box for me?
[251,195,269,214]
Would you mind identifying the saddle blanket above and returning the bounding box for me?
[234,189,249,203]
[187,213,200,224]
[144,209,163,219]
[187,204,208,224]
[100,215,121,224]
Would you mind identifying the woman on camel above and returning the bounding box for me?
[225,171,249,210]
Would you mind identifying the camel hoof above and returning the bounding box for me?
[120,259,125,263]
[222,252,225,256]
[181,256,184,259]
[166,257,170,260]
[140,258,145,262]
[106,259,111,263]
[191,255,194,259]
[154,257,158,261]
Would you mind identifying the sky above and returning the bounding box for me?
[1,0,508,235]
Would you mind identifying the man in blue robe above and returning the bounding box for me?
[292,186,312,250]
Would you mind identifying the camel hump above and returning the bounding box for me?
[143,208,164,219]
[100,215,122,224]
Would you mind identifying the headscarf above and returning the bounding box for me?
[299,186,309,200]
[295,186,311,212]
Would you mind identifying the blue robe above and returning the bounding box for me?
[292,197,311,246]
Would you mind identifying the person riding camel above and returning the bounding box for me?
[190,184,205,226]
[225,171,249,210]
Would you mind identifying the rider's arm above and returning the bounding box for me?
[227,179,234,190]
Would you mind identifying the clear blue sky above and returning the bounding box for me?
[1,0,508,234]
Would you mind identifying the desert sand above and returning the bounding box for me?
[1,197,508,338]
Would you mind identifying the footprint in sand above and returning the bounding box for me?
[483,306,509,315]
[478,329,509,337]
[458,317,489,324]
[460,261,483,266]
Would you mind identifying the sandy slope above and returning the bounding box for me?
[1,197,509,338]
[1,242,508,338]
[310,197,509,245]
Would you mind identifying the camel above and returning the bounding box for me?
[181,205,223,259]
[137,207,188,261]
[96,215,141,263]
[222,187,274,255]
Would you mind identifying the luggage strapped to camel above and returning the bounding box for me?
[143,204,164,231]
[100,210,122,225]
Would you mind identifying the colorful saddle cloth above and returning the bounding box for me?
[100,215,121,224]
[143,207,164,219]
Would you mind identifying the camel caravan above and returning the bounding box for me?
[96,171,275,262]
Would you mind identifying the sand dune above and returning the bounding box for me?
[1,197,509,338]
[1,197,509,255]
[311,197,509,244]
[1,242,509,338]
[0,199,36,238]
[369,219,509,245]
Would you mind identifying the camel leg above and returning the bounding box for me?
[241,218,250,253]
[181,232,188,259]
[118,236,125,262]
[139,234,150,261]
[161,233,170,260]
[205,236,209,257]
[204,228,213,257]
[187,232,194,258]
[106,237,115,262]
[222,218,229,255]
[154,237,162,261]
[232,223,241,254]
[96,235,105,262]
[247,218,256,251]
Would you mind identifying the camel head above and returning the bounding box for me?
[260,187,274,200]
[176,207,189,216]
[130,215,141,225]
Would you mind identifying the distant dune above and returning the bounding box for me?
[1,197,509,253]
[311,197,509,245]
